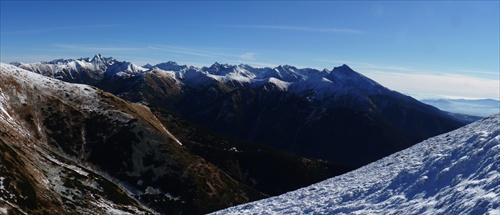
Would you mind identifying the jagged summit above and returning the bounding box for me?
[330,64,364,79]
[92,53,103,61]
[332,63,353,71]
[323,63,390,98]
[76,54,114,64]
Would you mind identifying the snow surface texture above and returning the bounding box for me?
[213,114,500,215]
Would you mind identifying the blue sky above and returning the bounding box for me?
[1,1,499,99]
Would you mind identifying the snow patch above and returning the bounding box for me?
[149,112,183,146]
[106,208,135,215]
[268,77,291,91]
[0,102,13,122]
[0,177,5,191]
[46,155,89,177]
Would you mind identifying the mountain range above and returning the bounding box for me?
[213,113,500,214]
[1,63,262,214]
[15,54,466,166]
[0,62,353,214]
[1,54,479,214]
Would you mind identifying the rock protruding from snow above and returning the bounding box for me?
[213,113,500,215]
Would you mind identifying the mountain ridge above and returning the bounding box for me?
[11,55,466,167]
[0,63,264,214]
[13,54,397,102]
[1,62,354,214]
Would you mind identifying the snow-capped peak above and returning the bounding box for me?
[328,64,368,82]
[89,54,115,68]
[324,63,390,96]
[14,54,149,83]
[105,61,146,78]
[92,53,103,61]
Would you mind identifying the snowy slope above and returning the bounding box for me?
[213,113,500,215]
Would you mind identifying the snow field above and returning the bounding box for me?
[213,114,500,215]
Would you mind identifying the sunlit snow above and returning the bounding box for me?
[213,114,500,215]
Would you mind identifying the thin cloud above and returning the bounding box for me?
[452,69,499,76]
[2,24,127,35]
[149,45,246,58]
[148,46,215,58]
[217,24,363,34]
[240,52,256,61]
[148,45,263,63]
[147,45,279,68]
[54,44,143,52]
[363,70,500,100]
[236,60,278,68]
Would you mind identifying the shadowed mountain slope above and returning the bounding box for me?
[0,63,264,214]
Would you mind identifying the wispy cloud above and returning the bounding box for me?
[236,60,279,68]
[217,24,363,34]
[452,69,499,76]
[148,45,217,58]
[148,44,265,62]
[147,44,284,68]
[239,52,256,61]
[2,24,127,35]
[53,44,143,52]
